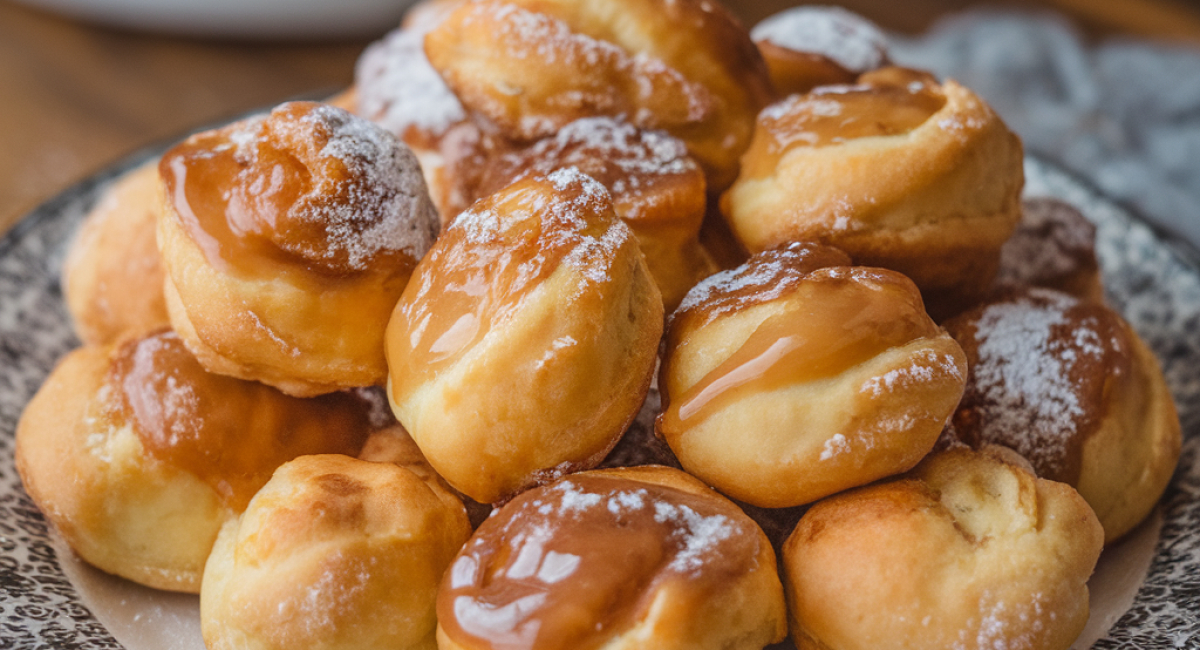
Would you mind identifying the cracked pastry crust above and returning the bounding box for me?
[157,101,439,396]
[782,445,1104,650]
[423,0,773,190]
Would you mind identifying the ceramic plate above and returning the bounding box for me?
[1,152,1198,649]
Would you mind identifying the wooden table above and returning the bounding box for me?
[3,0,1200,235]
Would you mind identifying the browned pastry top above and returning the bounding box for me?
[438,472,760,650]
[160,101,437,277]
[943,289,1134,484]
[741,67,946,178]
[108,330,371,510]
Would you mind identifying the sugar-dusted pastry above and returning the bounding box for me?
[201,453,471,650]
[157,101,439,396]
[992,197,1104,303]
[63,160,169,346]
[436,465,787,650]
[385,169,663,504]
[782,445,1104,650]
[15,329,374,592]
[941,288,1181,542]
[657,242,968,508]
[721,67,1024,315]
[424,0,773,190]
[751,6,890,97]
[475,117,716,310]
[354,20,490,222]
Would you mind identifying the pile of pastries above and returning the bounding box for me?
[16,1,1183,649]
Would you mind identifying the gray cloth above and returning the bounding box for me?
[889,10,1200,253]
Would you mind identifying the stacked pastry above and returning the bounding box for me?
[17,2,1181,650]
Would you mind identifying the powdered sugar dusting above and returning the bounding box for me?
[995,198,1098,291]
[752,6,889,73]
[222,103,438,274]
[963,290,1109,477]
[652,501,735,572]
[355,27,467,139]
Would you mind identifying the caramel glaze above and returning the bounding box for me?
[438,473,760,650]
[108,330,372,511]
[741,67,946,179]
[942,289,1133,485]
[757,41,860,98]
[388,172,618,392]
[159,101,417,279]
[660,264,938,431]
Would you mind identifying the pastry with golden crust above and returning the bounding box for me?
[201,453,471,650]
[782,445,1104,650]
[751,6,890,97]
[63,160,170,346]
[721,67,1024,315]
[423,0,773,190]
[992,197,1104,303]
[385,169,663,504]
[657,242,968,508]
[157,101,439,396]
[941,288,1181,542]
[436,465,786,650]
[475,117,715,310]
[15,329,374,592]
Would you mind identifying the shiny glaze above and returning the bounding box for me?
[944,289,1134,485]
[742,67,946,178]
[108,330,371,510]
[159,101,414,277]
[662,266,937,430]
[437,473,759,650]
[387,171,619,392]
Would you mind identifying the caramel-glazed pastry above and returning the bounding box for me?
[721,67,1024,315]
[475,117,716,311]
[941,288,1181,543]
[992,197,1104,303]
[783,445,1104,650]
[386,169,663,504]
[14,329,373,592]
[158,101,439,397]
[751,6,890,97]
[437,466,787,650]
[424,0,773,190]
[658,242,968,508]
[63,160,169,346]
[202,453,471,650]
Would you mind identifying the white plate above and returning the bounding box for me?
[10,0,415,38]
[0,153,1198,648]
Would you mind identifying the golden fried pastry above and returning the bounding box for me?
[475,117,716,310]
[657,242,968,508]
[783,445,1104,650]
[942,288,1181,543]
[63,160,169,346]
[424,0,773,190]
[158,101,439,396]
[386,169,663,504]
[15,329,374,592]
[436,465,787,650]
[201,453,471,650]
[721,67,1024,316]
[751,6,890,97]
[992,197,1104,303]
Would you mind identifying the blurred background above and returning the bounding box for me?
[2,0,1199,236]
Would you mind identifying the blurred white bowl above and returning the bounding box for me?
[13,0,415,39]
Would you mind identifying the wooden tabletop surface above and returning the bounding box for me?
[3,0,1200,236]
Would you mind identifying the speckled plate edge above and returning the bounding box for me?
[1,153,1197,649]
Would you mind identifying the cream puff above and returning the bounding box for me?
[751,6,890,97]
[157,101,439,396]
